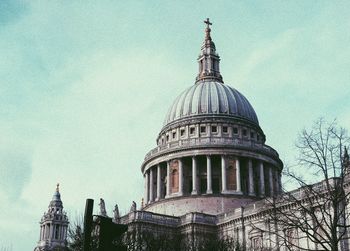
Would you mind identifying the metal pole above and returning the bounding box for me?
[83,199,94,251]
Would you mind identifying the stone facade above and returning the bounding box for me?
[117,19,350,251]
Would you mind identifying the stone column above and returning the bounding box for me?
[40,226,43,241]
[248,159,255,196]
[269,166,274,197]
[278,171,282,194]
[156,164,161,201]
[48,224,51,239]
[274,169,279,195]
[191,156,198,195]
[149,168,154,202]
[179,159,183,195]
[259,161,265,197]
[50,224,54,239]
[60,226,63,240]
[206,155,213,194]
[60,225,63,240]
[43,225,46,239]
[221,155,227,193]
[144,171,149,204]
[236,158,241,193]
[166,161,171,198]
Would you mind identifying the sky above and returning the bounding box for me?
[0,1,350,250]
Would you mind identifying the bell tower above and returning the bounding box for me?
[34,184,69,251]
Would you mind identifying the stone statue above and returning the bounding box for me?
[113,204,120,222]
[130,201,137,212]
[99,198,107,216]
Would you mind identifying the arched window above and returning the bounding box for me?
[227,165,237,190]
[285,228,299,250]
[172,169,179,192]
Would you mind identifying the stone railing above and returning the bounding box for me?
[216,200,268,224]
[144,137,279,161]
[120,211,217,227]
[287,177,339,200]
[119,211,179,226]
[180,212,217,225]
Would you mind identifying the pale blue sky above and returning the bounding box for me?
[0,1,350,250]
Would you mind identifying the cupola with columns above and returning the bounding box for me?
[34,184,69,251]
[141,19,283,216]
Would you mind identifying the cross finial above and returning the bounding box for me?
[56,183,60,192]
[204,18,212,29]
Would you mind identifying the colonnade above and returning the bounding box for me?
[144,155,281,205]
[39,222,67,241]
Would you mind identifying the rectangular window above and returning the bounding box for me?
[250,132,255,139]
[180,129,185,137]
[223,126,228,133]
[190,127,195,135]
[211,126,217,133]
[172,132,176,139]
[200,126,206,133]
[243,129,247,137]
[257,135,260,141]
[166,135,169,141]
[233,127,238,134]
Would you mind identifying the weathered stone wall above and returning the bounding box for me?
[144,195,256,216]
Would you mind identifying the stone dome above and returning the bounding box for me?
[141,19,283,216]
[164,80,259,126]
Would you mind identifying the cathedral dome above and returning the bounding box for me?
[141,19,282,216]
[164,80,259,126]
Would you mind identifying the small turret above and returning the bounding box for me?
[196,18,223,83]
[34,184,69,251]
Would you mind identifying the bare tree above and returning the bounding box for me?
[67,216,99,251]
[122,226,241,251]
[254,119,350,251]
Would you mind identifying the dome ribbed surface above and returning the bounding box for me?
[164,81,258,125]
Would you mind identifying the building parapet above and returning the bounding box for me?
[180,212,217,226]
[120,211,218,227]
[120,211,180,227]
